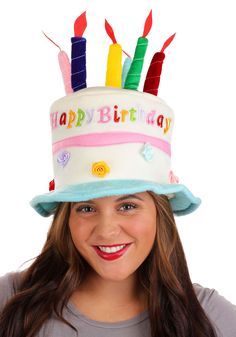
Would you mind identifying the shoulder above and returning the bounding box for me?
[0,271,22,312]
[193,283,236,337]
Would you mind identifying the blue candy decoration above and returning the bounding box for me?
[141,143,154,161]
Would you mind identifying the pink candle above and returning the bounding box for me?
[43,32,72,95]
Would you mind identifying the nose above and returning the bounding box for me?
[93,212,122,241]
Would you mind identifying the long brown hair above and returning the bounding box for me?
[0,194,217,337]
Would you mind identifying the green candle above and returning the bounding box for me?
[124,37,148,90]
[124,10,152,90]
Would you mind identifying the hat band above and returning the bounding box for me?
[52,131,171,156]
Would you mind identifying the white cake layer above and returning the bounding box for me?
[53,143,171,189]
[50,87,174,143]
[50,87,174,190]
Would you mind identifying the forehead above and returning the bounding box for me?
[71,192,153,206]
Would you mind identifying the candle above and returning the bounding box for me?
[143,33,176,96]
[105,19,122,88]
[124,10,152,90]
[71,11,87,92]
[43,32,72,95]
[122,57,132,88]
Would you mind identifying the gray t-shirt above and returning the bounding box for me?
[0,272,236,337]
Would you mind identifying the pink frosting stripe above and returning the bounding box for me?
[52,132,171,156]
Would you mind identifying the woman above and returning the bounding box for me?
[1,12,236,336]
[2,191,235,337]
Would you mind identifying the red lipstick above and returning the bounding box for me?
[93,243,131,261]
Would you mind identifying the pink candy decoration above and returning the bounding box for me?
[169,170,179,184]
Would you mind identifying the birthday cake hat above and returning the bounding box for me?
[31,11,201,217]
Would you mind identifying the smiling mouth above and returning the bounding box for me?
[96,244,127,253]
[93,242,132,254]
[93,243,132,259]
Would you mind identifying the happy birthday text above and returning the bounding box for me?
[50,105,172,134]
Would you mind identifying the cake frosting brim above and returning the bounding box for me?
[30,179,201,217]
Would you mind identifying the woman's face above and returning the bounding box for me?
[69,192,157,281]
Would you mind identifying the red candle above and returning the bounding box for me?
[143,33,176,96]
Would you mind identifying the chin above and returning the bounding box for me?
[96,266,138,282]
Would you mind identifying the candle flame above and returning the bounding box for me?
[142,10,152,37]
[74,11,87,37]
[160,33,176,53]
[105,19,117,44]
[105,20,131,57]
[42,31,62,51]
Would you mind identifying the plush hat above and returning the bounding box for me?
[31,11,201,217]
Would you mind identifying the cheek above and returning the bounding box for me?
[69,217,92,248]
[127,215,156,241]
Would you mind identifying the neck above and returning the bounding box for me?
[84,269,143,302]
[70,268,148,321]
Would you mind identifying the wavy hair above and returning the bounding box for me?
[0,194,217,337]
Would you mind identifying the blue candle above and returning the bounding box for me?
[122,57,132,88]
[71,12,87,92]
[71,37,86,91]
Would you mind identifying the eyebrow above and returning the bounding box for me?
[115,194,144,202]
[71,194,143,209]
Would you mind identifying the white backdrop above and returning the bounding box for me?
[0,0,235,303]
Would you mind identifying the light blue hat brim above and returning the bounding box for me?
[30,180,201,217]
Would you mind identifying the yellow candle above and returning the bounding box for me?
[105,43,122,88]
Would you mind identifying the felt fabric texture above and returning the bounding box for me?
[105,43,122,88]
[58,50,73,94]
[30,179,201,217]
[122,57,132,88]
[71,37,87,92]
[124,37,148,90]
[143,52,165,96]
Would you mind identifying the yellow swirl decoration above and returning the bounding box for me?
[92,161,110,178]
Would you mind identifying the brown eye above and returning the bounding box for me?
[76,206,95,213]
[119,203,137,211]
